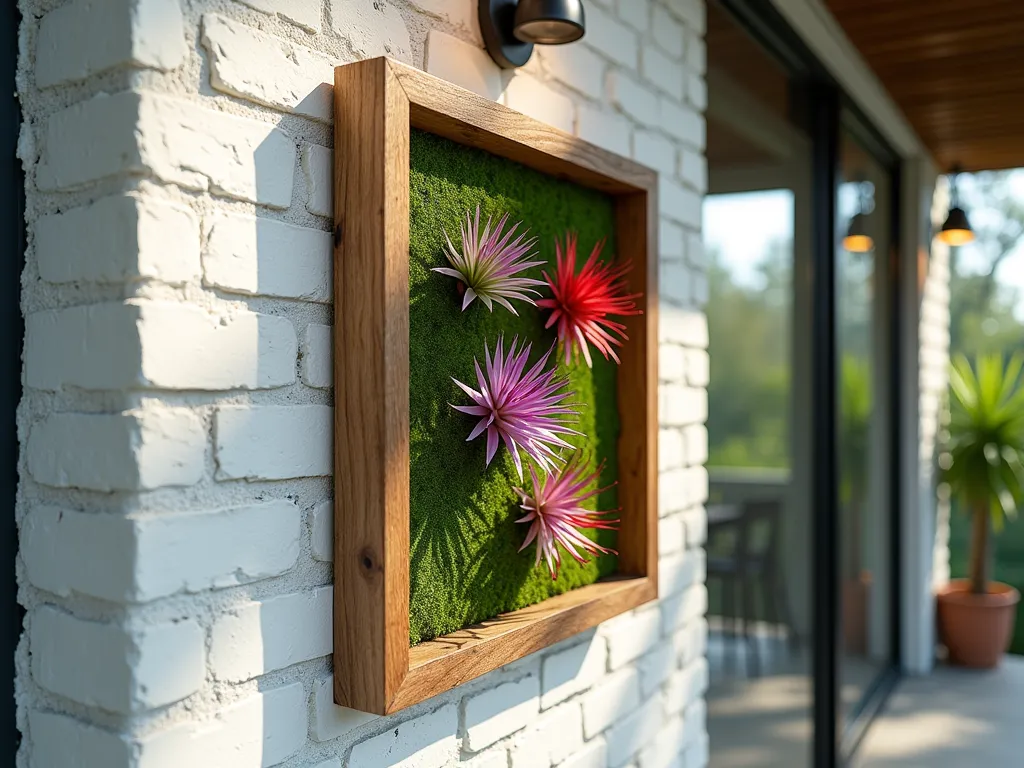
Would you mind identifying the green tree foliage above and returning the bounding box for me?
[950,172,1024,355]
[706,239,791,468]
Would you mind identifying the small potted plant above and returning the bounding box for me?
[937,354,1024,667]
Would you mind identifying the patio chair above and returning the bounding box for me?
[707,498,797,676]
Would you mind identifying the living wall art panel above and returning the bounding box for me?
[333,57,658,715]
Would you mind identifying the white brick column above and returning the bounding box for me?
[16,0,711,766]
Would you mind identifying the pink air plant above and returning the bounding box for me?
[515,455,620,580]
[537,233,643,367]
[450,335,580,480]
[433,206,546,314]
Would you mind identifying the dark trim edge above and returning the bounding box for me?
[2,2,23,758]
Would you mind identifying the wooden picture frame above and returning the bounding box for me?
[333,57,658,715]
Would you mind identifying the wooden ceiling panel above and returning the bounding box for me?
[826,0,1024,171]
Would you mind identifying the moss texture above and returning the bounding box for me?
[409,130,620,644]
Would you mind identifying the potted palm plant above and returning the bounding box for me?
[937,354,1024,667]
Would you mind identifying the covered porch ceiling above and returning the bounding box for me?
[826,0,1024,173]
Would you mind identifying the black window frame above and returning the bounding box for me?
[712,3,905,766]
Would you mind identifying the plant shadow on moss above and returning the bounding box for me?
[408,130,621,644]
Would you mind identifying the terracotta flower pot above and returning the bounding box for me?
[936,579,1020,668]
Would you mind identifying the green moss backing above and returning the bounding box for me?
[409,129,620,644]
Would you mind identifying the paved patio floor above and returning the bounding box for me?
[856,655,1024,767]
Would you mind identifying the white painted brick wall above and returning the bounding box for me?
[22,501,301,602]
[210,586,333,682]
[30,711,132,768]
[540,635,607,709]
[464,675,540,751]
[581,667,641,739]
[303,143,334,216]
[349,703,458,768]
[302,323,335,388]
[510,701,584,767]
[203,212,332,302]
[36,0,187,87]
[203,13,334,122]
[135,683,307,766]
[606,696,664,767]
[36,194,200,284]
[426,30,503,100]
[27,301,297,391]
[214,404,333,480]
[17,1,710,766]
[238,0,323,33]
[504,72,575,135]
[313,675,379,741]
[310,498,335,560]
[27,408,205,491]
[605,608,662,669]
[32,606,205,713]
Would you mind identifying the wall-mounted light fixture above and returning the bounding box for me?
[938,166,975,246]
[480,0,586,69]
[843,180,874,253]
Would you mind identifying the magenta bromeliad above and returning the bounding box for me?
[450,334,580,482]
[515,454,620,580]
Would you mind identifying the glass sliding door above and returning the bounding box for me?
[703,4,904,766]
[836,123,897,725]
[703,3,815,765]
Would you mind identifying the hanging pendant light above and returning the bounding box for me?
[938,166,975,246]
[843,180,874,253]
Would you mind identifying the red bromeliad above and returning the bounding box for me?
[537,234,642,367]
[515,454,619,580]
[450,335,580,480]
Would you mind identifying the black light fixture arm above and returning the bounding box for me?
[948,165,963,209]
[479,0,586,69]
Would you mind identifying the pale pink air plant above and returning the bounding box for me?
[433,206,546,314]
[450,335,580,479]
[515,455,620,580]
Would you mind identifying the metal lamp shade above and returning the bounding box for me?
[938,206,975,246]
[513,0,585,45]
[842,212,874,253]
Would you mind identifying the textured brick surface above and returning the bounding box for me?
[301,323,333,388]
[27,302,297,391]
[136,683,306,767]
[17,0,714,766]
[21,502,301,602]
[32,607,205,714]
[349,704,458,768]
[202,14,333,121]
[237,0,322,32]
[464,676,540,751]
[203,211,332,302]
[214,405,333,480]
[38,92,297,206]
[36,194,200,285]
[426,30,501,100]
[36,0,187,87]
[210,587,333,682]
[27,409,205,491]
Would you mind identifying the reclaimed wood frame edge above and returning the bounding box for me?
[334,57,659,716]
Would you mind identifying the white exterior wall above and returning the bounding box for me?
[15,1,710,767]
